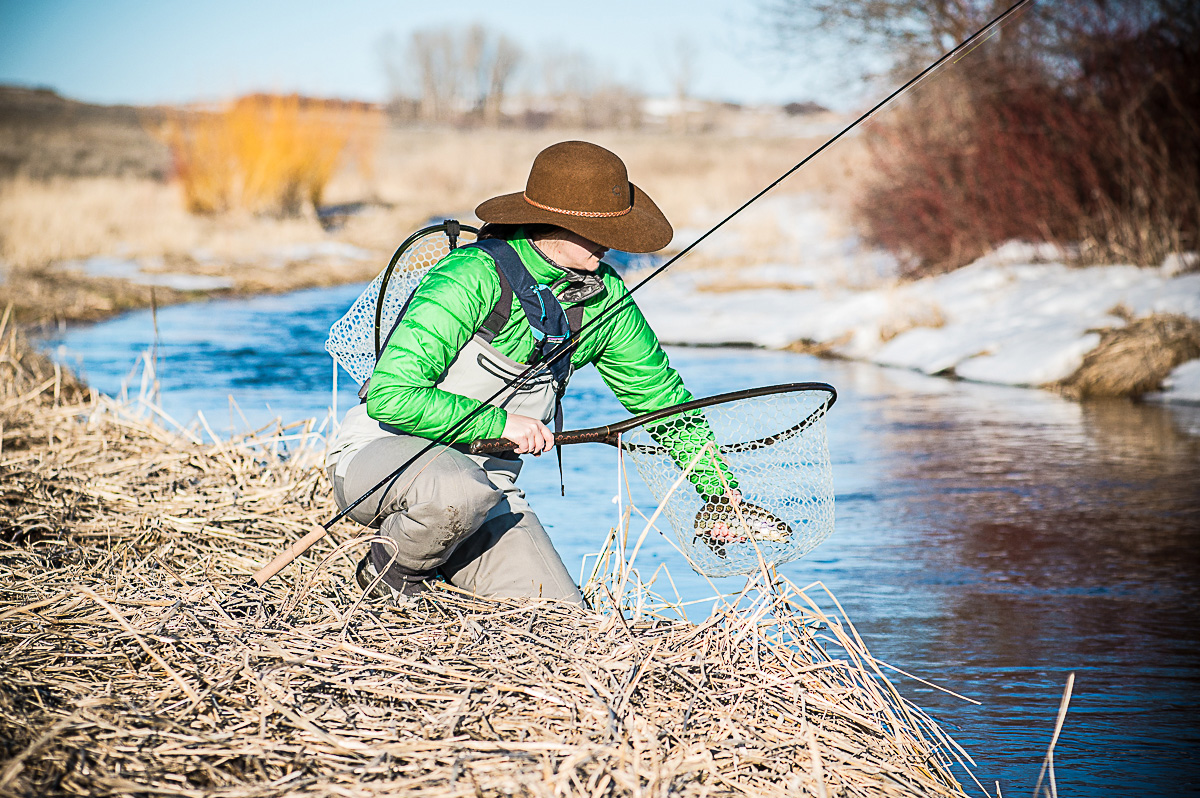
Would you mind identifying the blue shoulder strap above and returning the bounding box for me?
[466,238,573,387]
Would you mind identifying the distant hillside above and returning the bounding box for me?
[0,85,170,180]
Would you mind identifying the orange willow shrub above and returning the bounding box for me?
[160,94,380,216]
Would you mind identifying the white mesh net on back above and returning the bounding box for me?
[621,387,835,578]
[325,228,475,385]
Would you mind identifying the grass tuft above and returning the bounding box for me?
[1053,312,1200,399]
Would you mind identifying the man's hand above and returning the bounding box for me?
[502,413,555,455]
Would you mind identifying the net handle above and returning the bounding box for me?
[469,381,836,455]
[374,220,480,357]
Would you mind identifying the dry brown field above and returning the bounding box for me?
[0,87,867,326]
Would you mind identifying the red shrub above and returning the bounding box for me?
[857,7,1199,276]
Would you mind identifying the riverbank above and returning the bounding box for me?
[0,325,974,797]
[10,85,1193,403]
[638,213,1200,404]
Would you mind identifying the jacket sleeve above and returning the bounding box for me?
[365,250,509,442]
[591,283,736,498]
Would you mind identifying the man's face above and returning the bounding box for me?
[534,229,609,272]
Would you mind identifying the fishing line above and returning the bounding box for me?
[245,0,1032,589]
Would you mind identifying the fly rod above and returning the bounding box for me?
[468,382,837,456]
[243,0,1031,592]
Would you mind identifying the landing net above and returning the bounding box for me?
[621,386,835,578]
[324,227,475,385]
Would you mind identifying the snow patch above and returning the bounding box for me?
[637,197,1200,399]
[267,241,373,263]
[1144,359,1200,406]
[69,255,234,291]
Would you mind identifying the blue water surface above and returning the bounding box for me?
[46,283,1200,797]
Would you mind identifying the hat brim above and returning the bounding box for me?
[475,182,672,254]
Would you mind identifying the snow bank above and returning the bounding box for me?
[635,199,1200,402]
[1144,359,1200,405]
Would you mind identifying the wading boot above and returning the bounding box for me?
[355,553,436,601]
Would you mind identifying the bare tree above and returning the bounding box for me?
[483,35,522,125]
[664,35,700,132]
[535,50,594,127]
[377,32,419,123]
[460,24,487,118]
[668,35,699,103]
[759,0,1008,69]
[758,0,1192,76]
[383,25,524,126]
[409,28,465,122]
[381,24,656,130]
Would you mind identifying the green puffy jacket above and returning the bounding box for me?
[367,233,735,497]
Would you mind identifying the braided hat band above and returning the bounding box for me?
[523,193,633,218]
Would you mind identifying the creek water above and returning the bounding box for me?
[47,282,1200,796]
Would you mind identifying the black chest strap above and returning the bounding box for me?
[482,276,585,343]
[477,267,514,344]
[467,238,574,387]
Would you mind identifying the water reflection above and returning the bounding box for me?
[810,362,1200,795]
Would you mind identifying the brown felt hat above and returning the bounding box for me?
[475,141,673,253]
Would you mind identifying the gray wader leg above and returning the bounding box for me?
[439,455,583,605]
[332,434,582,606]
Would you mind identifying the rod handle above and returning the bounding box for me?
[469,437,515,454]
[469,428,613,454]
[251,526,328,586]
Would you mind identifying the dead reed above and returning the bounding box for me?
[1,326,972,797]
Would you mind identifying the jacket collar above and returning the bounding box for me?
[511,233,606,302]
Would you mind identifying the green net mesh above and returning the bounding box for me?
[621,386,835,577]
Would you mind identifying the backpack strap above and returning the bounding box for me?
[465,238,573,387]
[477,266,513,344]
[363,238,579,403]
[479,253,585,345]
[361,244,513,401]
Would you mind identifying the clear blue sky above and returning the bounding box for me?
[0,0,870,108]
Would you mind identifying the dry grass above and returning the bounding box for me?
[1052,312,1200,399]
[783,334,853,360]
[338,127,870,255]
[0,307,90,415]
[878,302,947,344]
[0,129,868,265]
[0,86,170,182]
[0,325,972,798]
[0,265,195,327]
[0,176,382,326]
[0,176,343,271]
[0,177,196,269]
[0,125,867,327]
